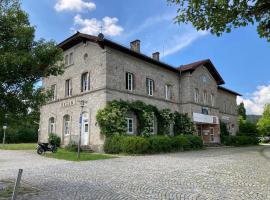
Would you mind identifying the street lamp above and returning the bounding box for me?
[77,100,87,159]
[2,114,8,145]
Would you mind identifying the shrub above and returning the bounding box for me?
[104,135,124,154]
[223,136,259,146]
[48,133,61,147]
[171,136,192,151]
[173,112,195,136]
[0,127,38,143]
[65,141,78,152]
[121,136,150,154]
[185,135,203,149]
[147,136,173,153]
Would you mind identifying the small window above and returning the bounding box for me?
[165,84,172,100]
[210,93,215,107]
[69,52,74,65]
[194,88,199,103]
[63,115,71,135]
[48,117,55,133]
[146,78,154,96]
[51,84,56,101]
[81,72,89,92]
[203,91,207,104]
[65,79,72,97]
[126,72,134,91]
[126,118,133,134]
[64,55,68,66]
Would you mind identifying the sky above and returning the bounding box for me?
[21,0,270,115]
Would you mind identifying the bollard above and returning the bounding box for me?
[12,169,23,200]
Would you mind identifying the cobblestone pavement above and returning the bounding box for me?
[0,146,270,200]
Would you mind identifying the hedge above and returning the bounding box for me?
[223,136,259,146]
[104,135,203,154]
[0,127,38,143]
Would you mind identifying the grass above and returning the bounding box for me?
[43,148,115,161]
[0,143,36,150]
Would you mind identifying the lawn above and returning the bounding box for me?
[43,148,115,161]
[0,143,36,150]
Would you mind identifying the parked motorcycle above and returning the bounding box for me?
[37,143,57,155]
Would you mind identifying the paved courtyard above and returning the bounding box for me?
[0,146,270,200]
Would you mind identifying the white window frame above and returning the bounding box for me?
[126,118,134,134]
[65,79,72,97]
[194,88,199,103]
[147,78,154,96]
[63,115,71,135]
[51,84,56,101]
[81,72,89,92]
[165,84,172,100]
[48,117,55,134]
[127,72,133,91]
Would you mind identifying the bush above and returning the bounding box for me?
[121,136,150,154]
[185,135,203,149]
[65,141,78,152]
[0,127,38,143]
[171,136,192,151]
[104,135,124,154]
[48,133,61,147]
[223,136,259,146]
[147,136,173,153]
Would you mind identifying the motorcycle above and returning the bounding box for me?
[37,143,57,155]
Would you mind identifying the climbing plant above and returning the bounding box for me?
[173,112,195,136]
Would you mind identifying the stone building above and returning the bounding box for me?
[39,32,240,151]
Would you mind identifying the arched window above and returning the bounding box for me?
[48,117,55,133]
[63,115,71,135]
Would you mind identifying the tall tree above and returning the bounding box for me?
[238,102,246,120]
[0,0,63,119]
[257,104,270,136]
[168,0,270,41]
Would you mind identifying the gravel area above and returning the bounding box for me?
[0,146,270,200]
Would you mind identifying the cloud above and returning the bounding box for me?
[55,0,96,12]
[237,83,270,115]
[73,15,123,36]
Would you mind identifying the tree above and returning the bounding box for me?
[237,102,246,120]
[238,116,257,136]
[0,0,63,118]
[257,104,270,136]
[168,0,270,41]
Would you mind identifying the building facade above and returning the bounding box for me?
[39,32,240,152]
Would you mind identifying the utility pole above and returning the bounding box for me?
[77,100,87,159]
[2,114,8,145]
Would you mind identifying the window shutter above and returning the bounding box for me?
[132,74,135,90]
[126,73,128,90]
[153,80,155,92]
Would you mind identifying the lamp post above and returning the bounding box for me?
[77,100,87,159]
[2,114,8,145]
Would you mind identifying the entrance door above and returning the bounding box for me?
[81,113,89,145]
[210,127,214,143]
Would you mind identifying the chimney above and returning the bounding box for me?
[152,52,160,61]
[130,40,140,53]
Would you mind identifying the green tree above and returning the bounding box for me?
[237,102,246,120]
[0,0,63,118]
[168,0,270,41]
[238,116,257,136]
[257,104,270,136]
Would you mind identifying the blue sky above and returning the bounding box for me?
[22,0,270,115]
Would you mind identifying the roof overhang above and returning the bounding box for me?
[218,86,242,96]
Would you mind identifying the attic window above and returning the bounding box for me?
[83,53,88,61]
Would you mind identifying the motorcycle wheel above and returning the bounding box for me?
[37,147,44,155]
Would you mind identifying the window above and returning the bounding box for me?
[224,102,227,113]
[126,72,134,91]
[210,127,214,142]
[202,107,209,115]
[165,84,172,100]
[65,79,72,97]
[126,118,133,134]
[69,52,73,65]
[203,91,207,104]
[81,72,89,92]
[63,115,71,135]
[146,78,154,96]
[194,88,199,103]
[210,93,215,107]
[48,117,55,133]
[64,55,68,66]
[51,84,56,101]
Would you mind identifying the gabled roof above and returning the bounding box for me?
[58,32,179,74]
[218,86,242,96]
[177,59,225,85]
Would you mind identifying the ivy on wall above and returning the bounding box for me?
[96,100,195,137]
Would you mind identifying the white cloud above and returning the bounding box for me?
[237,83,270,115]
[73,15,123,36]
[55,0,96,12]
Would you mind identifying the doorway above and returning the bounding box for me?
[81,112,89,145]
